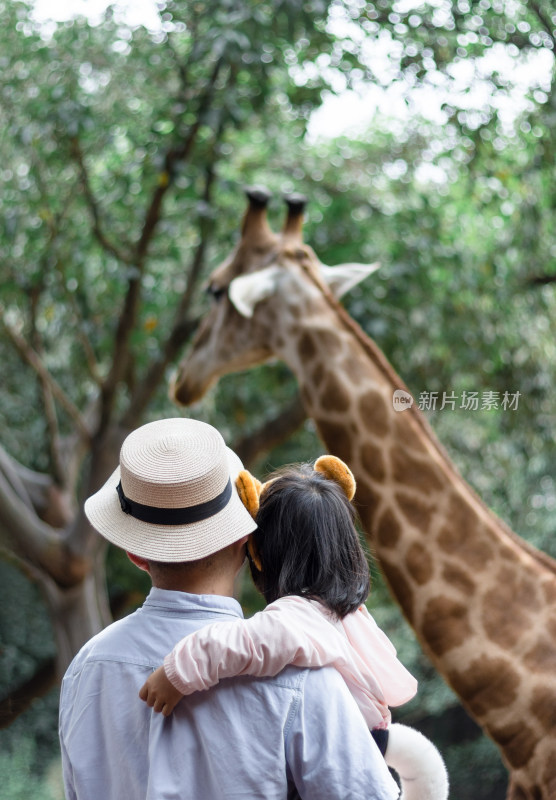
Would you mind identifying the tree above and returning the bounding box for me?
[1,2,555,796]
[0,0,350,714]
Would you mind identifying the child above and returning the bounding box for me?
[140,457,449,798]
[139,456,416,726]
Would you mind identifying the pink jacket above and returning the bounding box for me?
[164,595,417,729]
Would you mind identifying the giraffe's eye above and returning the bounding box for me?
[206,284,226,301]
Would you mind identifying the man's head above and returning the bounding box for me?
[85,418,257,584]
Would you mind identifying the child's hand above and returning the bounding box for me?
[139,665,184,716]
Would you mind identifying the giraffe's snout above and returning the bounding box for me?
[170,367,214,407]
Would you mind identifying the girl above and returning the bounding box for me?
[140,456,448,799]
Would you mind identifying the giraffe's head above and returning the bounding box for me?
[172,187,379,405]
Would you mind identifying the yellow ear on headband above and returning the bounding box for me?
[314,455,356,501]
[235,470,263,571]
[236,470,262,518]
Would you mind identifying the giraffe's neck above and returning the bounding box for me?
[273,305,556,783]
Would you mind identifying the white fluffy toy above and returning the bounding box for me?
[386,723,449,799]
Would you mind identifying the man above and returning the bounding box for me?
[59,418,399,800]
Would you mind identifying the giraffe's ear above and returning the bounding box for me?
[320,262,380,299]
[228,266,282,318]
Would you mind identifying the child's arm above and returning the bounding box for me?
[164,599,331,692]
[138,598,342,715]
[138,597,416,727]
[139,666,184,716]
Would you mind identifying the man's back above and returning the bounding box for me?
[60,588,398,800]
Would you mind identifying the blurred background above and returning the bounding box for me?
[1,1,555,797]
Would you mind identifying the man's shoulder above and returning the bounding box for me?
[64,612,145,677]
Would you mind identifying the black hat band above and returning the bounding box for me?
[116,478,232,525]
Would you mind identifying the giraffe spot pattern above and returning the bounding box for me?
[405,542,434,585]
[482,581,532,649]
[286,302,302,318]
[315,420,352,465]
[263,304,279,324]
[449,493,480,528]
[499,546,521,565]
[523,636,556,674]
[508,782,539,800]
[437,518,495,572]
[342,353,366,385]
[354,479,380,528]
[542,578,556,604]
[488,719,537,770]
[482,566,541,650]
[321,373,351,413]
[438,529,495,571]
[301,384,314,411]
[391,448,444,493]
[422,596,472,656]
[316,329,343,357]
[297,331,317,361]
[395,491,434,532]
[312,362,325,387]
[441,563,476,595]
[392,413,423,453]
[360,441,387,483]
[530,686,556,733]
[376,507,401,548]
[382,562,415,624]
[450,655,520,718]
[358,390,390,437]
[542,758,556,798]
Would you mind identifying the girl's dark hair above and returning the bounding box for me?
[250,463,370,618]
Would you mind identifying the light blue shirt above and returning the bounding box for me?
[59,587,399,800]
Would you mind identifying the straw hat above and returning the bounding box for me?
[84,418,257,562]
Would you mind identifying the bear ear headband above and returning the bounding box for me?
[235,456,356,572]
[235,471,263,519]
[313,455,356,502]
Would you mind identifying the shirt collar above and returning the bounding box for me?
[142,586,244,619]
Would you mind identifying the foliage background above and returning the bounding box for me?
[1,1,555,798]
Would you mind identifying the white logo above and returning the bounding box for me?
[392,389,414,412]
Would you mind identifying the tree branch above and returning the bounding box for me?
[232,394,308,469]
[0,464,87,587]
[99,58,225,432]
[120,315,200,429]
[166,31,192,98]
[121,150,222,427]
[0,659,57,729]
[70,136,133,263]
[48,252,104,386]
[529,274,556,285]
[133,56,224,266]
[0,446,45,513]
[28,288,67,486]
[60,286,103,386]
[2,317,91,443]
[41,382,66,484]
[0,446,76,532]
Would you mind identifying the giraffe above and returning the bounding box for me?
[173,188,556,800]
